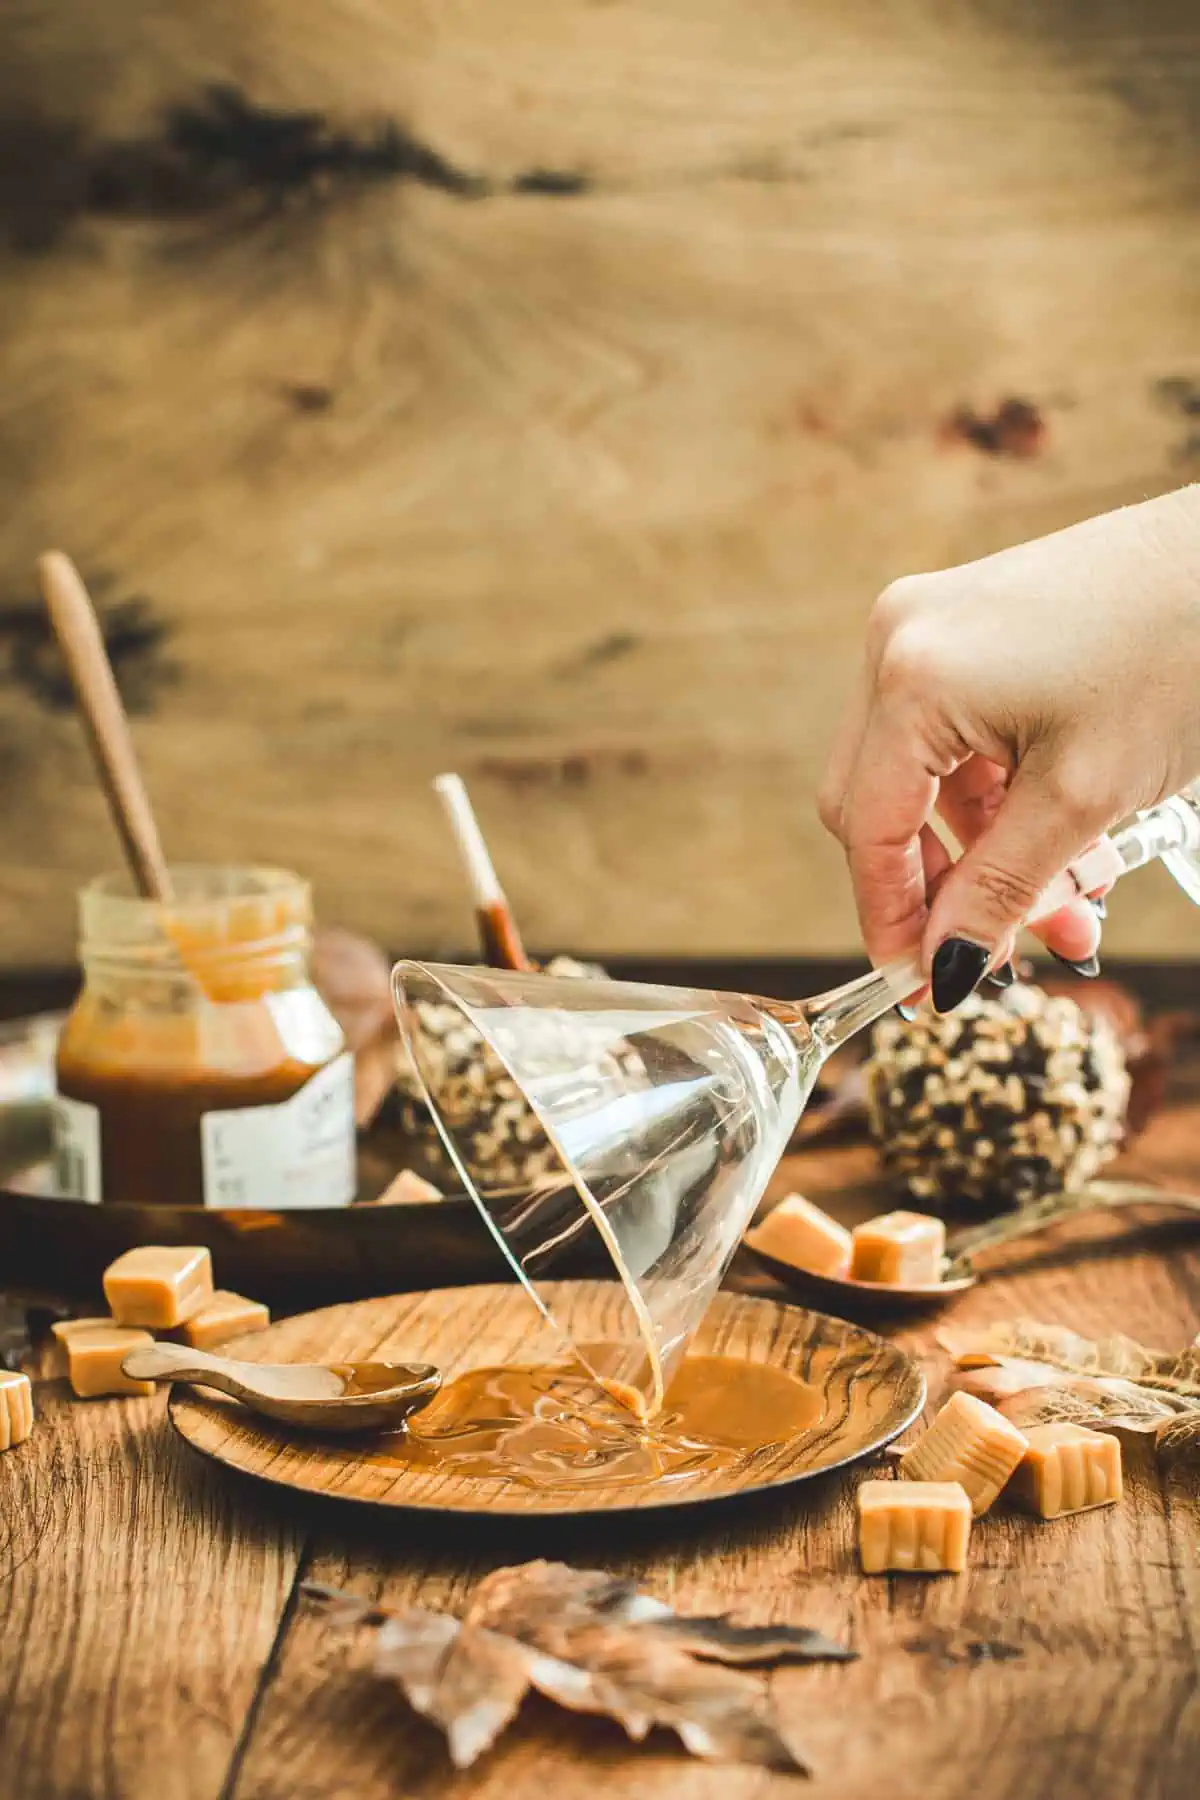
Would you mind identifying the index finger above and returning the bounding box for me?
[842,705,945,967]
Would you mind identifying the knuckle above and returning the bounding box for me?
[866,576,926,661]
[816,781,845,838]
[1036,757,1118,840]
[874,619,940,700]
[969,860,1043,921]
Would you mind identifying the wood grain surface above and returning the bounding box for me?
[0,964,1197,1799]
[1,2,1198,966]
[0,1377,303,1800]
[169,1284,925,1515]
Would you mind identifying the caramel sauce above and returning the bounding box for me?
[332,1362,434,1398]
[378,1355,824,1493]
[476,899,533,972]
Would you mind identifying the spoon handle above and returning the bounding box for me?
[945,1179,1200,1276]
[121,1342,253,1400]
[37,551,174,904]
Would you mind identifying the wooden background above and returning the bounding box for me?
[0,1,1197,968]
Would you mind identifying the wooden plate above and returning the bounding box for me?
[169,1281,925,1517]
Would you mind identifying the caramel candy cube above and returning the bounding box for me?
[0,1371,34,1449]
[850,1210,945,1285]
[176,1291,270,1350]
[368,1169,444,1206]
[68,1327,156,1399]
[48,1317,115,1378]
[858,1479,972,1574]
[899,1390,1028,1515]
[103,1245,213,1328]
[1010,1423,1123,1519]
[747,1194,852,1278]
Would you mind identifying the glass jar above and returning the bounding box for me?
[53,866,355,1210]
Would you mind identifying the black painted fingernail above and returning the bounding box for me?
[894,1003,917,1022]
[984,962,1016,990]
[1049,950,1101,978]
[1089,896,1107,919]
[931,938,990,1014]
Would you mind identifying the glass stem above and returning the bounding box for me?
[796,959,922,1057]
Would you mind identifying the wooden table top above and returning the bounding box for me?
[2,1003,1198,1800]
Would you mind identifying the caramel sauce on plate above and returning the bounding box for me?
[376,1355,824,1493]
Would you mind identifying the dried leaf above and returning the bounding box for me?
[948,1360,1069,1402]
[937,1319,1200,1396]
[375,1614,533,1769]
[939,1319,1200,1449]
[304,1561,853,1775]
[995,1378,1199,1439]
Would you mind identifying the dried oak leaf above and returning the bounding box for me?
[939,1320,1200,1448]
[304,1561,853,1775]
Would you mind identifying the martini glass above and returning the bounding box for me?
[393,784,1200,1415]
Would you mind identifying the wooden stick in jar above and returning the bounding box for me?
[37,552,174,904]
[433,773,533,971]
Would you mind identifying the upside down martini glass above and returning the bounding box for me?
[393,785,1200,1417]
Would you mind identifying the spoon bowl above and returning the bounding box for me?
[122,1342,442,1434]
[744,1179,1200,1319]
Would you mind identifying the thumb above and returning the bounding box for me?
[923,765,1108,1012]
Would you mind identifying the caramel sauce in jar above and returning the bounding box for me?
[53,867,354,1210]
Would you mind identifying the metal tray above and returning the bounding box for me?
[0,1101,608,1304]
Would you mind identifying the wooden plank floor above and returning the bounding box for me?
[2,1041,1197,1797]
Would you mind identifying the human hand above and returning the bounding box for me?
[819,485,1200,1011]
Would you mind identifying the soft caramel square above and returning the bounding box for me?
[68,1327,156,1399]
[747,1194,852,1278]
[48,1317,116,1378]
[850,1210,946,1285]
[858,1479,972,1574]
[899,1390,1028,1515]
[0,1371,34,1449]
[175,1291,270,1351]
[367,1169,444,1207]
[1009,1423,1123,1519]
[103,1245,213,1329]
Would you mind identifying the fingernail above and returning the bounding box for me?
[931,938,990,1014]
[984,962,1016,990]
[1049,950,1101,979]
[894,1003,917,1022]
[1089,896,1107,920]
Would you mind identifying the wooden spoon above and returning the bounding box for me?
[37,552,172,902]
[122,1341,442,1434]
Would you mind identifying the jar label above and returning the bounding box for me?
[52,1095,103,1204]
[200,1053,357,1210]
